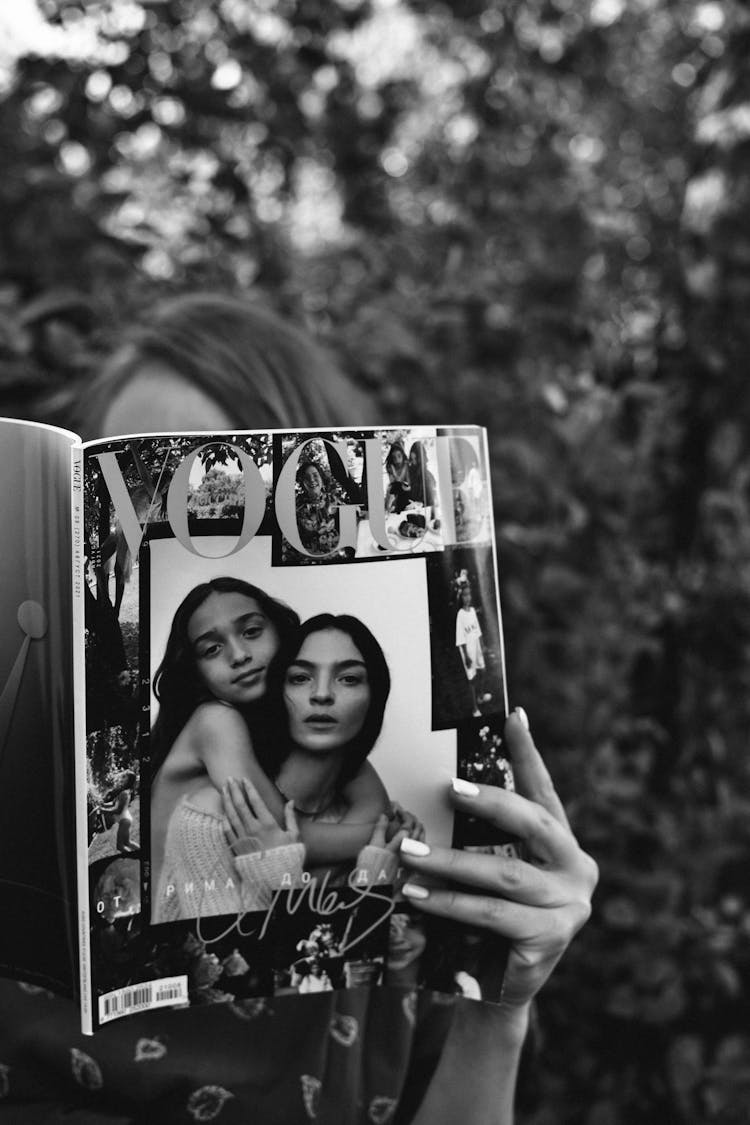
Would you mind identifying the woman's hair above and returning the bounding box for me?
[388,907,467,994]
[103,769,137,803]
[408,439,426,474]
[418,915,470,994]
[296,459,330,492]
[385,441,407,472]
[150,576,300,777]
[79,292,375,437]
[260,613,391,788]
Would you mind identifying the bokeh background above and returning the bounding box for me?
[2,1,750,1121]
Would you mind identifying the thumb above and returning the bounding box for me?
[369,813,388,848]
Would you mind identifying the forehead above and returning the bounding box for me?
[294,628,364,665]
[187,591,263,639]
[99,366,233,436]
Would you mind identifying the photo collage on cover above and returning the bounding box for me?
[83,427,514,1009]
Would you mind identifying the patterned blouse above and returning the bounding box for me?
[0,977,458,1123]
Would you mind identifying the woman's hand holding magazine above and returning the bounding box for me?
[400,707,599,1125]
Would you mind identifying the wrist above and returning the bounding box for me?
[494,999,533,1045]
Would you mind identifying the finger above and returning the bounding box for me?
[400,883,591,948]
[224,779,259,836]
[449,779,577,867]
[241,777,276,826]
[222,783,247,839]
[504,709,570,830]
[284,800,300,840]
[399,840,562,905]
[369,813,388,848]
[386,827,407,854]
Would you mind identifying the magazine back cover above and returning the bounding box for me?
[0,418,78,997]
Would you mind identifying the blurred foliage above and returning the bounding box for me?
[2,0,750,1120]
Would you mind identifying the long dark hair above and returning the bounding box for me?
[78,292,375,437]
[385,440,407,473]
[150,577,300,777]
[259,613,391,789]
[407,439,437,508]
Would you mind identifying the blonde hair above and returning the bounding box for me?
[80,292,375,436]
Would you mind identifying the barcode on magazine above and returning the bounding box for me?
[98,976,188,1024]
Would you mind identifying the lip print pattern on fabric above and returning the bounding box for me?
[186,1085,234,1121]
[134,1038,168,1063]
[229,997,271,1021]
[369,1095,398,1124]
[301,1074,322,1119]
[329,1013,359,1047]
[70,1048,103,1090]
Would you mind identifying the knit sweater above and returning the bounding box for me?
[154,798,306,923]
[153,800,400,923]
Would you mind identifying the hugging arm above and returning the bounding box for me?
[191,702,289,819]
[298,760,390,866]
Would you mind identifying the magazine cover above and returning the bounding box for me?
[81,425,514,1032]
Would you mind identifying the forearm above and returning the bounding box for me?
[300,818,379,865]
[410,1000,530,1125]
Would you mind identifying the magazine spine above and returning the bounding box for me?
[71,443,93,1035]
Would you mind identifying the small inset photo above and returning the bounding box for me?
[264,891,389,996]
[453,717,517,850]
[436,427,493,546]
[355,427,445,558]
[384,904,509,1003]
[426,546,506,730]
[275,433,365,565]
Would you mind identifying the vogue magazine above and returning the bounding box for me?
[0,419,514,1033]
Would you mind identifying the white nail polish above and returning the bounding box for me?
[402,882,430,900]
[451,777,480,798]
[514,706,530,732]
[400,838,431,857]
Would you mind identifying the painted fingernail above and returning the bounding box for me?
[514,706,530,732]
[402,883,430,900]
[452,777,480,798]
[400,838,431,857]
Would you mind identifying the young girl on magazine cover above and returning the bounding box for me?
[0,292,597,1125]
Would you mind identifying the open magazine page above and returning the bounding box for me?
[0,417,78,996]
[80,426,513,1032]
